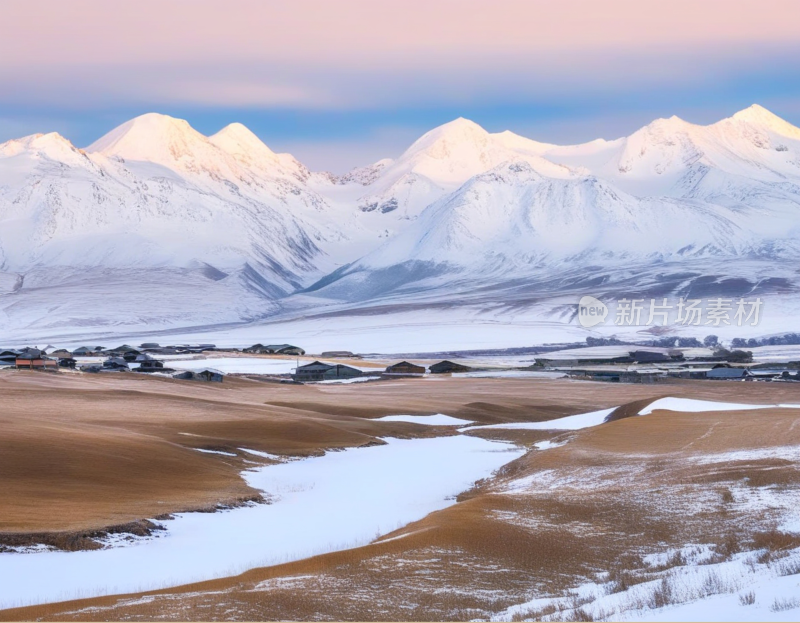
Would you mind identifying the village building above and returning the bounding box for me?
[137,359,166,373]
[293,361,335,382]
[706,367,750,380]
[15,350,58,371]
[102,357,130,371]
[429,360,472,374]
[0,349,20,366]
[266,344,306,355]
[58,357,77,369]
[323,364,363,380]
[384,361,426,376]
[172,368,223,382]
[196,368,223,382]
[48,349,73,359]
[292,361,362,382]
[747,369,786,381]
[630,350,672,363]
[243,343,305,355]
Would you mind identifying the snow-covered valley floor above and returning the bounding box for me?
[3,381,800,622]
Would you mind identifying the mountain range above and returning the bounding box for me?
[2,104,800,345]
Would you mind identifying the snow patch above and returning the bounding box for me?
[374,414,474,426]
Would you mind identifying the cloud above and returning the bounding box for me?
[0,0,798,172]
[4,0,800,68]
[0,0,798,110]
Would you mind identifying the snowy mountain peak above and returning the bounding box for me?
[85,112,209,163]
[0,131,90,167]
[730,104,800,139]
[642,115,693,133]
[404,117,491,160]
[387,118,573,186]
[1,131,73,152]
[209,122,279,165]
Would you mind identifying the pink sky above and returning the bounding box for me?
[3,0,799,108]
[1,0,798,171]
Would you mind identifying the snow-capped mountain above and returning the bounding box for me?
[2,105,800,342]
[0,114,338,333]
[305,106,800,308]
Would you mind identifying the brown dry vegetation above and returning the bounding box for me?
[2,371,800,620]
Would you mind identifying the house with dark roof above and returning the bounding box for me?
[15,350,58,370]
[102,357,129,371]
[323,364,362,381]
[266,344,306,356]
[293,361,334,382]
[172,368,223,382]
[706,367,750,380]
[384,361,426,376]
[196,368,223,382]
[429,360,472,374]
[137,359,166,373]
[629,350,671,363]
[0,349,20,366]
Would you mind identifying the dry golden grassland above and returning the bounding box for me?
[2,370,800,620]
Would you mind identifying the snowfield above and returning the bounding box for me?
[461,398,800,434]
[0,435,523,609]
[639,398,800,415]
[496,546,800,622]
[373,414,474,426]
[460,408,617,432]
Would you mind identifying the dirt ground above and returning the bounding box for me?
[2,370,800,620]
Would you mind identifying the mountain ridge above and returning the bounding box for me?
[2,104,800,339]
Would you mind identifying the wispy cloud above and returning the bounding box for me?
[0,0,798,170]
[1,0,798,109]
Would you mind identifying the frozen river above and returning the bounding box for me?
[0,435,524,609]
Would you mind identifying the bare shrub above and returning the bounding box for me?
[667,549,685,567]
[567,591,593,610]
[738,591,756,606]
[770,597,800,612]
[715,533,742,560]
[511,603,557,621]
[649,577,675,609]
[753,530,800,552]
[572,606,595,621]
[701,570,735,596]
[606,567,636,594]
[720,488,734,504]
[777,557,800,577]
